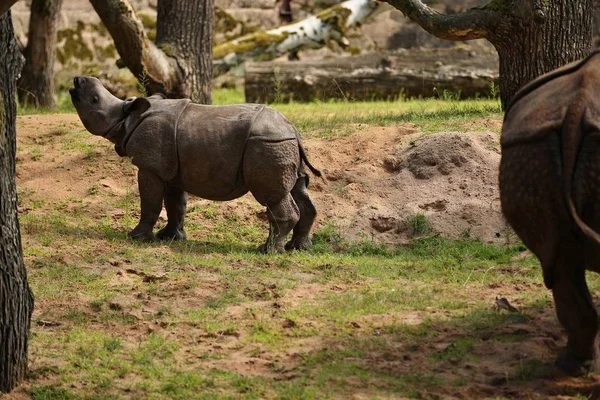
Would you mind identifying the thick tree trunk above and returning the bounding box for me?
[18,0,63,109]
[156,0,213,103]
[383,0,594,108]
[90,0,213,104]
[245,49,498,103]
[489,1,593,107]
[0,11,35,394]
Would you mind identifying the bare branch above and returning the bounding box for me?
[382,0,500,41]
[0,0,21,17]
[89,0,180,94]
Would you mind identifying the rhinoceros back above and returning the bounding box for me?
[502,52,600,148]
[175,103,265,200]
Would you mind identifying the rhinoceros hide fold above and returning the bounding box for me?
[125,98,191,182]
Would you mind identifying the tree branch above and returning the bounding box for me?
[89,0,181,94]
[382,0,500,41]
[0,0,21,17]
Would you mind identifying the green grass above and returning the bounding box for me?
[19,88,502,139]
[19,197,574,399]
[16,96,581,399]
[212,87,502,137]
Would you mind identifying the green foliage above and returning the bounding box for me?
[407,213,432,237]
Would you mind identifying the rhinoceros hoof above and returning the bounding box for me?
[285,238,313,251]
[555,350,595,376]
[156,227,187,241]
[257,244,284,254]
[128,229,155,242]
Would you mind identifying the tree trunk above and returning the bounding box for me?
[0,10,35,393]
[245,49,498,103]
[90,0,213,104]
[383,0,594,108]
[18,0,63,109]
[489,0,593,107]
[156,0,213,103]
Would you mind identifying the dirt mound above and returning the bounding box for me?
[305,128,507,244]
[386,133,481,179]
[15,115,507,245]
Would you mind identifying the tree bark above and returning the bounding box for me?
[383,0,594,108]
[18,0,63,109]
[0,10,35,394]
[156,0,213,103]
[490,1,592,108]
[90,0,213,103]
[0,0,20,18]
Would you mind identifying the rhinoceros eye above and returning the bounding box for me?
[92,95,99,104]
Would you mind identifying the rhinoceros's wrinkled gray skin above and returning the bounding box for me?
[500,50,600,376]
[70,76,321,253]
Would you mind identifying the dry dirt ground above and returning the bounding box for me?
[15,114,508,246]
[8,114,600,399]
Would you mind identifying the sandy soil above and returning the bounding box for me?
[15,114,508,246]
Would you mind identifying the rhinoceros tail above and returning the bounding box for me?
[299,142,322,178]
[293,128,322,177]
[505,50,600,118]
[563,105,600,247]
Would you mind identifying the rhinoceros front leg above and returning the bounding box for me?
[156,185,187,241]
[128,169,164,241]
[553,258,600,376]
[258,193,300,253]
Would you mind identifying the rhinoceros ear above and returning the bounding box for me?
[123,97,151,114]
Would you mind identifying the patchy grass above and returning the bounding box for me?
[212,87,502,137]
[13,104,593,399]
[18,202,571,399]
[20,88,502,139]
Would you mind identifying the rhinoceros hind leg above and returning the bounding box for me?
[552,255,599,376]
[257,193,300,253]
[156,185,187,241]
[129,169,164,242]
[285,176,316,251]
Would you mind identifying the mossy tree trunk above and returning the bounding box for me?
[383,0,594,108]
[0,10,35,394]
[18,0,63,109]
[90,0,213,103]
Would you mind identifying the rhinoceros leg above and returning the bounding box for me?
[156,185,187,241]
[500,137,600,374]
[552,255,599,376]
[285,176,316,251]
[258,193,300,253]
[128,169,164,241]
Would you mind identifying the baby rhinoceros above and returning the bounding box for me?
[70,76,321,253]
[500,50,600,376]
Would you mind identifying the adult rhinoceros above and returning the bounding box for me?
[500,50,600,375]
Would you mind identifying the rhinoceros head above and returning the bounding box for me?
[69,76,150,139]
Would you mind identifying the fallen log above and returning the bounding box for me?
[213,0,381,75]
[244,48,499,103]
